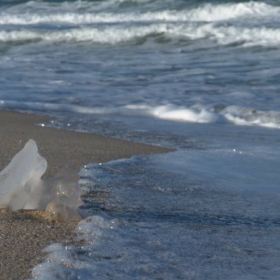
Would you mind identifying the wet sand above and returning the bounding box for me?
[0,110,172,279]
[0,208,78,280]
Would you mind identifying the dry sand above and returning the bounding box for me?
[0,110,172,280]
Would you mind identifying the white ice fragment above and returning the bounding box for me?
[0,139,83,222]
[0,139,47,210]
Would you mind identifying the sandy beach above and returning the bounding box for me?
[0,110,172,280]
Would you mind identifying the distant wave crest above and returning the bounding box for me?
[1,1,280,47]
[1,23,280,48]
[1,2,279,25]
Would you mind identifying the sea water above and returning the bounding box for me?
[0,0,280,279]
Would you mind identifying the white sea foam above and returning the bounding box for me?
[1,23,280,47]
[0,1,273,48]
[151,105,224,123]
[0,2,278,25]
[32,215,122,279]
[0,25,169,44]
[149,105,280,129]
[211,26,280,47]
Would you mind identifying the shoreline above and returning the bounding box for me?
[0,110,172,178]
[0,110,173,279]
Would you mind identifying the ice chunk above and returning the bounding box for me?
[0,139,46,210]
[0,139,82,221]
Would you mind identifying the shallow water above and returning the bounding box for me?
[0,0,279,279]
[32,152,280,279]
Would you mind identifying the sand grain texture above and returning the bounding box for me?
[0,209,77,280]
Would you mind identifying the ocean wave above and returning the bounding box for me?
[1,23,280,47]
[147,105,280,129]
[0,2,278,26]
[191,24,280,47]
[1,100,280,129]
[0,25,168,44]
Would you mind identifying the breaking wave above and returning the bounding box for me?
[1,23,280,47]
[0,2,279,25]
[1,1,280,47]
[0,25,170,44]
[147,105,280,129]
[1,100,280,129]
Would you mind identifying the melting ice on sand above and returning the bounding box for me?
[0,139,82,221]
